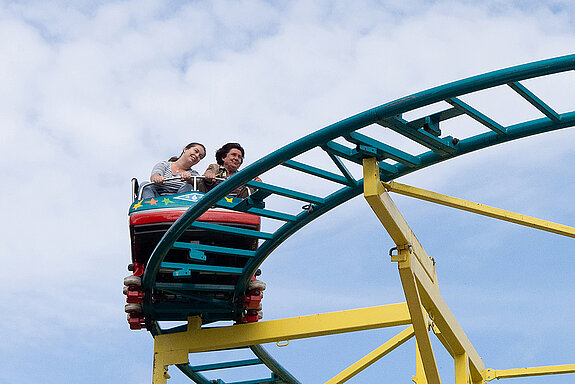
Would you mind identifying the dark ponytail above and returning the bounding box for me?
[169,142,206,162]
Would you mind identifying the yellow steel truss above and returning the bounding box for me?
[150,157,575,383]
[362,157,575,383]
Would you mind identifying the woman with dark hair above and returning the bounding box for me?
[181,142,260,198]
[141,142,206,199]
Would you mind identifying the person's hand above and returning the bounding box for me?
[204,170,216,182]
[151,174,165,184]
[181,171,192,181]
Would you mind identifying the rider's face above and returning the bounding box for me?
[222,148,243,173]
[184,145,205,165]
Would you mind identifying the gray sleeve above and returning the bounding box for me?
[150,161,169,179]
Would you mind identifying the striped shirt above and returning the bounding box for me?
[151,160,200,194]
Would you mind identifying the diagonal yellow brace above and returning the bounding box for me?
[384,181,575,238]
[484,364,575,381]
[398,250,441,384]
[363,158,489,383]
[410,245,485,383]
[363,158,442,384]
[325,326,415,384]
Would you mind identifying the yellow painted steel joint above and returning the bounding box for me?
[483,369,496,381]
[152,317,202,384]
[362,158,437,281]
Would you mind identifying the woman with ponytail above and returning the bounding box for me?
[141,142,206,199]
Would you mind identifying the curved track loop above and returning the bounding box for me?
[143,54,575,382]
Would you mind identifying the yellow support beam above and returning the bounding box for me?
[455,353,471,384]
[397,249,442,384]
[325,326,415,384]
[155,303,411,354]
[383,181,575,238]
[413,340,429,384]
[410,251,485,382]
[363,158,486,383]
[152,303,412,382]
[484,364,575,381]
[364,158,442,384]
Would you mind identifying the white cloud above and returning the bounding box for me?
[1,1,574,383]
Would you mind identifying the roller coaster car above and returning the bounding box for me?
[125,178,263,330]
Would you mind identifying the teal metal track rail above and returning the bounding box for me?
[141,54,575,383]
[174,345,300,384]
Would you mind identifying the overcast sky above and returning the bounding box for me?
[1,1,575,383]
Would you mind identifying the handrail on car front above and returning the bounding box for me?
[134,175,245,202]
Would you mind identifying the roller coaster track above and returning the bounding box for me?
[138,54,575,383]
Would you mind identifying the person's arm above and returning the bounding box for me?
[150,161,168,184]
[203,164,219,184]
[181,168,200,182]
[245,176,262,196]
